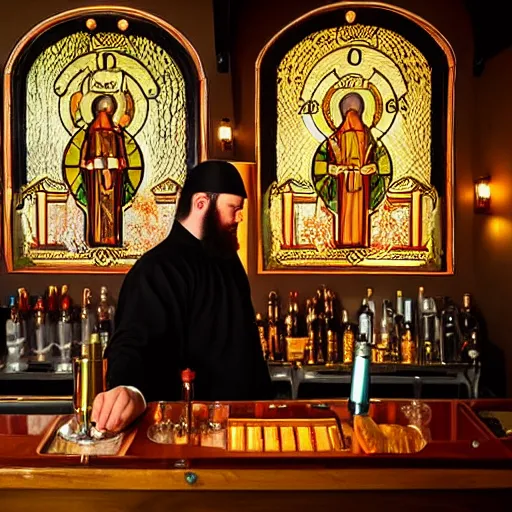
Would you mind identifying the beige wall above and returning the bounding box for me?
[0,0,507,393]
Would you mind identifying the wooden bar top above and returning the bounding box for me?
[0,398,511,494]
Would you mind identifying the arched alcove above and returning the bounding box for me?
[2,7,207,272]
[256,2,455,274]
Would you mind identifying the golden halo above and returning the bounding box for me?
[321,84,382,131]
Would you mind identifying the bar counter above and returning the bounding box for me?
[1,398,512,511]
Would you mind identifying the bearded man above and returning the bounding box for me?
[92,160,272,433]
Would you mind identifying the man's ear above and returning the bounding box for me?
[191,192,209,213]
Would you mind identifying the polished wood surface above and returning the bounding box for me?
[1,466,512,491]
[0,398,511,503]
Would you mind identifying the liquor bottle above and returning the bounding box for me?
[81,288,94,345]
[396,290,404,318]
[266,291,280,361]
[376,301,393,363]
[17,288,30,316]
[420,297,438,364]
[57,286,72,365]
[341,309,355,364]
[17,288,31,354]
[401,299,416,364]
[60,285,72,311]
[255,313,269,359]
[33,297,46,359]
[324,290,337,345]
[292,291,301,332]
[417,286,425,319]
[325,329,338,366]
[8,295,22,341]
[303,329,316,365]
[459,293,479,362]
[416,286,425,362]
[366,287,376,345]
[284,291,299,337]
[315,290,327,362]
[392,290,404,362]
[273,293,283,359]
[4,296,26,371]
[348,333,371,416]
[357,297,374,348]
[305,299,313,339]
[97,286,113,353]
[308,297,320,364]
[441,299,459,363]
[460,294,478,333]
[45,285,59,347]
[459,293,477,328]
[315,330,326,365]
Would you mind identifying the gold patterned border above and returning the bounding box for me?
[2,6,208,274]
[255,1,455,275]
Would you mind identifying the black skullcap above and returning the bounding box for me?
[181,160,247,198]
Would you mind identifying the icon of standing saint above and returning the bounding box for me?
[312,92,392,248]
[56,43,159,249]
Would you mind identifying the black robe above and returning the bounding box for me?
[105,221,273,402]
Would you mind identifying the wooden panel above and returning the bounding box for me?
[1,467,512,491]
[2,489,512,512]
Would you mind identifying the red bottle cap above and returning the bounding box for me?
[181,368,196,383]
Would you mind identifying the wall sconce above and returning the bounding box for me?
[218,118,233,151]
[474,176,491,214]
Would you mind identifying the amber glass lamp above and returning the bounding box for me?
[218,118,233,151]
[474,176,491,214]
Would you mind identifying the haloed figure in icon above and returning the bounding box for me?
[312,92,391,248]
[80,94,127,247]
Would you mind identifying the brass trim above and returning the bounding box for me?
[255,1,456,275]
[2,6,208,273]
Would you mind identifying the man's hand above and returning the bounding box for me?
[91,386,146,433]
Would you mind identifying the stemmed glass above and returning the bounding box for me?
[147,402,176,444]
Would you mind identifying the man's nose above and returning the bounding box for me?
[235,210,244,223]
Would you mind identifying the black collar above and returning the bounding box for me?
[165,220,203,249]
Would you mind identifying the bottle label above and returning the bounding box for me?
[359,314,371,342]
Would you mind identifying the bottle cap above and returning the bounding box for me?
[181,368,196,383]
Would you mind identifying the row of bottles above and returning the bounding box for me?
[256,286,482,367]
[2,285,115,370]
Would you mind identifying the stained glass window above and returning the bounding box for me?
[3,10,205,271]
[257,6,454,273]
